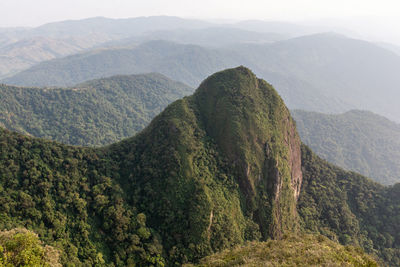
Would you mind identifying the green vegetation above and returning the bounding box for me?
[293,109,400,185]
[298,144,400,266]
[0,67,301,265]
[0,73,191,146]
[0,228,61,266]
[2,66,400,266]
[105,66,302,264]
[0,127,164,266]
[185,234,377,267]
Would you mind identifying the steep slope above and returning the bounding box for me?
[298,145,400,266]
[3,41,242,87]
[107,66,303,263]
[0,67,303,265]
[293,110,400,185]
[3,67,400,266]
[0,127,165,266]
[0,73,192,146]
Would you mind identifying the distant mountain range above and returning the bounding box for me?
[293,109,400,185]
[0,16,216,78]
[2,40,244,87]
[105,27,288,48]
[4,33,400,122]
[0,15,352,79]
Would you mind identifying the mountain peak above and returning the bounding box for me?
[120,67,303,260]
[192,66,303,236]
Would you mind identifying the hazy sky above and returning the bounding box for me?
[1,0,399,43]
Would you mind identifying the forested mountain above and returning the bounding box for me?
[6,33,400,122]
[293,110,400,185]
[0,73,191,146]
[298,144,400,266]
[1,67,399,266]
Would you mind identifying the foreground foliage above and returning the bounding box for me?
[186,234,377,267]
[0,228,61,267]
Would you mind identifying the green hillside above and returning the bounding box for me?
[0,67,302,265]
[1,67,397,266]
[298,144,400,266]
[0,73,191,146]
[293,110,400,185]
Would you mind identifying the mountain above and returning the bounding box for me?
[232,20,316,36]
[0,73,191,146]
[0,16,214,79]
[0,67,302,265]
[292,110,400,185]
[6,33,400,123]
[377,42,400,56]
[0,126,165,266]
[230,33,400,122]
[1,67,399,265]
[0,36,110,79]
[107,27,287,48]
[0,16,213,41]
[2,41,243,87]
[28,16,213,39]
[298,144,400,266]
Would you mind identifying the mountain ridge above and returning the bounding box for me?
[0,72,192,146]
[293,109,400,185]
[6,33,400,122]
[1,67,398,265]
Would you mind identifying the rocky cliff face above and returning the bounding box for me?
[194,66,303,238]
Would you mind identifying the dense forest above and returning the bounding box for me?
[293,109,400,185]
[0,127,164,266]
[299,144,400,266]
[0,73,191,146]
[1,67,399,266]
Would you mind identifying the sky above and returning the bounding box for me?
[0,0,399,43]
